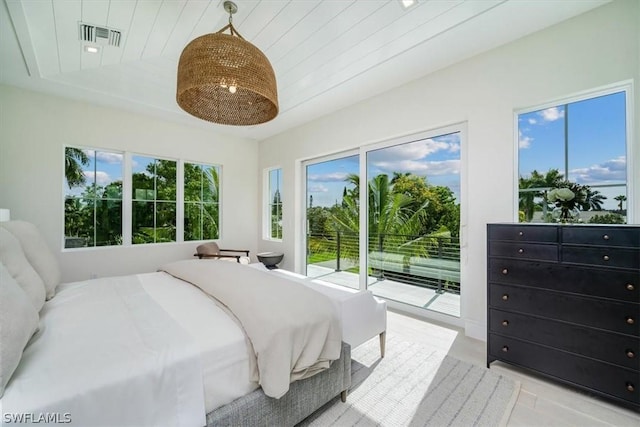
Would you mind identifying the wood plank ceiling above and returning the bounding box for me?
[1,0,610,140]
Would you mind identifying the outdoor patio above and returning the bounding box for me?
[306,264,460,318]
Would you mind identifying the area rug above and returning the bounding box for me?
[300,335,520,426]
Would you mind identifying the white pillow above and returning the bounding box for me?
[0,228,46,311]
[0,262,39,397]
[1,221,61,299]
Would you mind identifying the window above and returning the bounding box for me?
[184,162,220,241]
[266,168,283,240]
[132,156,177,244]
[64,147,123,248]
[518,87,629,224]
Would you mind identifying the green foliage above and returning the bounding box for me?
[64,182,123,247]
[65,147,90,189]
[63,150,220,247]
[519,169,606,223]
[588,213,626,224]
[184,163,220,241]
[270,189,282,239]
[307,172,461,265]
[518,169,564,222]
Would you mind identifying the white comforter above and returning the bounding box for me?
[1,275,206,427]
[161,260,342,399]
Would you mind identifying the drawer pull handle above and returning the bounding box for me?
[518,231,523,236]
[502,268,508,275]
[502,320,509,327]
[518,248,524,254]
[626,383,635,393]
[603,255,610,261]
[603,234,609,240]
[502,294,509,301]
[626,283,635,291]
[626,350,636,358]
[502,346,509,352]
[625,316,635,325]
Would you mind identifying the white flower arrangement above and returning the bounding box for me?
[547,188,575,203]
[546,181,589,223]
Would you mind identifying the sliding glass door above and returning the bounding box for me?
[302,126,463,317]
[304,153,360,289]
[365,131,461,317]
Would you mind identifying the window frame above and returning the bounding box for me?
[183,161,222,242]
[263,166,283,241]
[131,154,178,245]
[513,81,635,223]
[62,145,125,250]
[62,147,224,251]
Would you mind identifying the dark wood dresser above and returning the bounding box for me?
[487,223,640,410]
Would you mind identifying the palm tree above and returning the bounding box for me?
[614,195,627,212]
[65,147,89,188]
[579,188,606,211]
[519,169,564,221]
[332,173,427,257]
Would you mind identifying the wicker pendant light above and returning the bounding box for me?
[176,1,278,126]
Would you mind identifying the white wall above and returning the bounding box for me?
[257,0,640,340]
[0,85,259,282]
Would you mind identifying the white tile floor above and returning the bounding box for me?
[385,310,640,426]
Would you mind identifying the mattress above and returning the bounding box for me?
[138,271,258,412]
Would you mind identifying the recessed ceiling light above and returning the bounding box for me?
[84,45,99,54]
[400,0,417,9]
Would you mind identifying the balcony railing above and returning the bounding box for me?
[307,231,461,294]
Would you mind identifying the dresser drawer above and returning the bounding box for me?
[562,227,640,248]
[489,309,640,370]
[488,259,639,303]
[488,224,557,243]
[562,246,639,269]
[489,241,558,261]
[489,284,639,336]
[488,334,640,405]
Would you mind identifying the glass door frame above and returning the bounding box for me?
[300,148,360,279]
[357,124,467,297]
[298,123,467,325]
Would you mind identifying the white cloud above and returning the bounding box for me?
[96,151,123,164]
[307,172,349,182]
[372,159,460,176]
[308,184,329,193]
[368,138,456,164]
[83,170,111,186]
[528,118,537,125]
[570,156,626,183]
[519,130,533,149]
[538,107,565,122]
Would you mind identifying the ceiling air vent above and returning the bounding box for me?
[78,22,122,47]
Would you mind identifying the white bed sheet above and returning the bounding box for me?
[138,271,258,413]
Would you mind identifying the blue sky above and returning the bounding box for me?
[518,91,627,210]
[65,149,124,197]
[306,133,461,208]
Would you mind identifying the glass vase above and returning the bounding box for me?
[551,206,581,223]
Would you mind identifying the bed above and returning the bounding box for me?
[0,221,351,427]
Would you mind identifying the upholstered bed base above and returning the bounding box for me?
[206,342,351,426]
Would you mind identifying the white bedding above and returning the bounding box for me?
[161,260,342,399]
[0,272,259,427]
[1,265,342,426]
[138,272,258,412]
